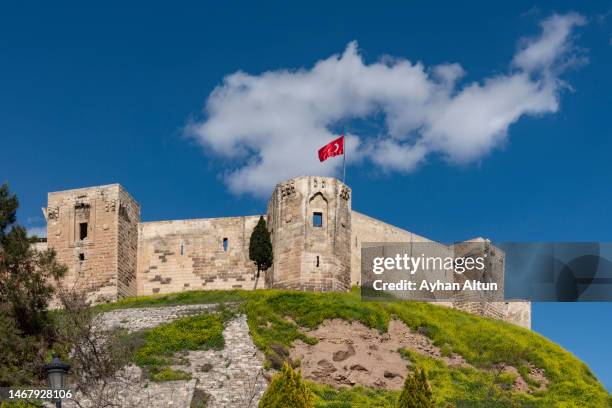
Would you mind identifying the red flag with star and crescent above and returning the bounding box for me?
[318,135,344,162]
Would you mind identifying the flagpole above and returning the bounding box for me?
[342,130,346,184]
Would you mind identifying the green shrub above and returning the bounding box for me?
[259,362,314,408]
[190,388,210,408]
[0,311,43,387]
[149,367,192,382]
[133,308,233,381]
[397,367,434,408]
[0,401,39,407]
[134,310,228,367]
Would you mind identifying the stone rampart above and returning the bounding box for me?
[43,177,531,327]
[137,216,261,295]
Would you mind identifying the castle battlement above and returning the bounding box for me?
[41,176,531,328]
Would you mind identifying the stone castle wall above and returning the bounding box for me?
[267,177,351,291]
[451,240,507,321]
[350,211,433,286]
[42,177,531,328]
[45,184,139,303]
[503,301,532,329]
[137,216,261,295]
[117,187,140,298]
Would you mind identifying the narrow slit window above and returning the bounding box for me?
[313,212,323,228]
[223,238,229,252]
[79,222,88,240]
[316,255,320,267]
[180,243,184,256]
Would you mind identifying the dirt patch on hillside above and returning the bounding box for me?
[290,319,468,390]
[499,365,530,393]
[494,363,549,393]
[526,363,549,391]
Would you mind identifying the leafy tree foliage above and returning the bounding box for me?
[0,183,67,386]
[0,183,18,241]
[0,307,48,387]
[0,183,66,335]
[259,362,314,408]
[397,367,434,408]
[249,215,273,289]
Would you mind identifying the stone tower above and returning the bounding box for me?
[45,184,140,302]
[266,176,352,291]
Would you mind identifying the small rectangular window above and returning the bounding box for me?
[79,222,88,240]
[313,212,323,227]
[79,253,85,261]
[223,238,229,252]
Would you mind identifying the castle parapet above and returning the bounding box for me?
[266,176,352,291]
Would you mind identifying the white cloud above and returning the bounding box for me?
[188,13,586,196]
[513,13,586,73]
[27,226,47,238]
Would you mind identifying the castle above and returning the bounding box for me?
[38,176,531,328]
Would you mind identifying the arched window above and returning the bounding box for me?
[309,193,328,229]
[313,212,323,227]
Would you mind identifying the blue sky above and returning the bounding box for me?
[1,0,611,391]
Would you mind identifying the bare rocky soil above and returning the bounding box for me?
[290,318,547,393]
[291,318,468,390]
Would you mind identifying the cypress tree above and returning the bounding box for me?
[259,362,314,408]
[397,367,434,408]
[249,215,273,289]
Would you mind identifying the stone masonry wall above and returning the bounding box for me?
[45,177,531,328]
[46,184,135,303]
[136,216,261,295]
[267,176,351,292]
[351,212,531,328]
[350,211,431,286]
[503,301,532,329]
[265,178,303,289]
[117,187,140,297]
[451,240,507,321]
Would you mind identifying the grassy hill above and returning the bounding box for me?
[99,288,611,407]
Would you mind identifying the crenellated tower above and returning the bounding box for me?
[45,184,140,302]
[266,176,352,291]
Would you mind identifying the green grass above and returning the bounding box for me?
[131,306,233,380]
[95,289,247,312]
[102,288,611,407]
[398,348,523,407]
[242,289,389,369]
[309,383,397,408]
[0,401,42,408]
[148,367,193,382]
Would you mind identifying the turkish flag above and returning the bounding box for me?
[318,135,344,162]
